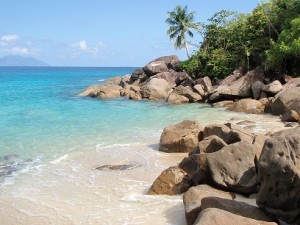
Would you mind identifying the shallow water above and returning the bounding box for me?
[0,67,285,225]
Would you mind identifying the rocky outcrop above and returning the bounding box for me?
[147,166,189,195]
[208,69,265,102]
[183,185,235,225]
[159,120,204,153]
[256,135,300,224]
[193,208,277,225]
[141,78,171,100]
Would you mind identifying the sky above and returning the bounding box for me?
[0,1,261,67]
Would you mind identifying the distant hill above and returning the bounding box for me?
[0,55,49,67]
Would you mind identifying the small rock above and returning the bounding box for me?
[147,166,189,195]
[281,110,299,122]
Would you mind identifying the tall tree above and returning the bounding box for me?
[166,5,200,58]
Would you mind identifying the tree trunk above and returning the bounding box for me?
[183,33,190,58]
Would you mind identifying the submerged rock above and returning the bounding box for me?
[95,163,142,171]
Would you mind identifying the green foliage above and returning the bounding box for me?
[166,5,200,58]
[179,0,300,79]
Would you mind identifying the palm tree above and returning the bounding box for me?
[166,5,200,58]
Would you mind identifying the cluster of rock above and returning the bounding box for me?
[79,55,211,104]
[80,55,300,124]
[208,68,300,124]
[148,120,300,225]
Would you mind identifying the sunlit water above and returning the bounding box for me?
[0,67,285,225]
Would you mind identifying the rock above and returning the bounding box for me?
[193,208,277,225]
[218,67,246,87]
[193,84,205,97]
[203,123,254,144]
[151,72,176,88]
[96,84,122,99]
[179,154,208,186]
[198,135,228,153]
[143,61,169,76]
[78,85,101,97]
[159,120,204,153]
[201,197,274,222]
[269,78,300,115]
[253,134,268,162]
[141,78,171,100]
[227,99,263,114]
[147,166,189,195]
[150,55,180,70]
[129,92,142,100]
[95,163,142,171]
[166,93,189,104]
[212,100,234,108]
[256,136,300,224]
[174,72,194,86]
[195,76,212,92]
[130,85,140,93]
[281,110,299,122]
[129,69,148,84]
[183,185,234,225]
[271,127,300,137]
[206,141,257,195]
[251,80,265,99]
[262,80,283,96]
[209,69,265,102]
[174,85,202,102]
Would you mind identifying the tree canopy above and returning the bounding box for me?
[179,0,300,80]
[166,5,200,58]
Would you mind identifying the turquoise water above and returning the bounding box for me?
[0,66,240,163]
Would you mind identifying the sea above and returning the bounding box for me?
[0,67,285,225]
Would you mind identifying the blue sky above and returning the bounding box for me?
[0,1,260,66]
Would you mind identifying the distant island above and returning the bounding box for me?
[0,55,49,67]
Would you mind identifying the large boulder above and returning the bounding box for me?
[151,72,176,88]
[256,136,300,224]
[179,153,208,186]
[195,76,212,92]
[183,185,235,225]
[193,208,277,225]
[147,166,189,195]
[206,141,257,195]
[143,61,169,76]
[262,80,283,96]
[174,85,202,102]
[227,99,263,114]
[197,135,227,153]
[269,78,300,115]
[159,120,204,153]
[209,69,265,102]
[141,78,171,100]
[203,123,254,144]
[251,80,265,99]
[174,72,194,86]
[201,197,274,222]
[166,93,189,104]
[150,55,180,70]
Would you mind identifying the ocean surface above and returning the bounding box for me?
[0,67,285,225]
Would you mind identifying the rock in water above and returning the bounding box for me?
[257,136,300,224]
[147,166,189,195]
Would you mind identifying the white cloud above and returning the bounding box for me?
[1,35,19,43]
[78,40,88,51]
